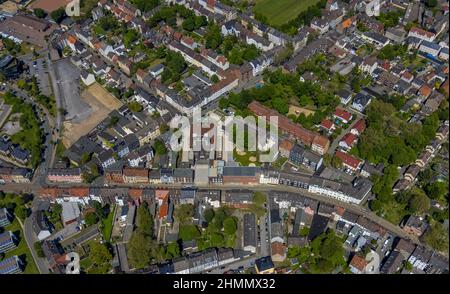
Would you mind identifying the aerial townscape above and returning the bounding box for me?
[0,0,448,276]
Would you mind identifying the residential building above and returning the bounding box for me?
[0,256,22,274]
[61,202,81,226]
[408,27,436,42]
[350,119,366,136]
[402,215,428,237]
[349,254,368,274]
[289,144,323,171]
[0,208,12,227]
[32,210,52,241]
[255,256,275,274]
[0,231,17,253]
[243,213,257,253]
[122,167,149,184]
[335,151,363,172]
[333,108,353,124]
[351,93,372,112]
[47,168,82,183]
[308,177,371,205]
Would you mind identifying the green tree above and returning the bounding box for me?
[331,155,343,168]
[424,181,448,200]
[408,189,430,215]
[211,74,219,83]
[136,203,154,237]
[165,242,181,259]
[223,216,237,235]
[85,211,99,226]
[128,101,143,112]
[210,232,225,247]
[174,204,194,224]
[123,29,139,48]
[203,209,215,223]
[34,242,45,258]
[205,24,223,49]
[182,17,195,31]
[50,8,66,24]
[14,206,28,220]
[153,140,167,155]
[34,8,47,18]
[128,232,152,268]
[89,242,112,267]
[423,221,449,252]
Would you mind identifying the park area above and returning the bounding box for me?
[1,193,38,274]
[253,0,321,26]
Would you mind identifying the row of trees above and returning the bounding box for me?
[3,92,44,168]
[355,100,441,166]
[161,51,187,84]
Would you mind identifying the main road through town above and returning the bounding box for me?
[1,182,421,246]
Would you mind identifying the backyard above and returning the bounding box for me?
[101,205,116,242]
[253,0,321,26]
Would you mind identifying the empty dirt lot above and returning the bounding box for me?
[288,105,315,117]
[62,83,123,147]
[28,0,72,12]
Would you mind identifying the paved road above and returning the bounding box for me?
[1,182,422,246]
[23,197,50,274]
[46,47,64,168]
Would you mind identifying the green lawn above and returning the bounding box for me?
[101,205,116,242]
[3,219,39,274]
[254,0,321,26]
[233,149,261,166]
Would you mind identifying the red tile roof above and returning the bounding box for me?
[279,139,294,152]
[419,84,432,98]
[410,27,435,38]
[248,101,320,147]
[155,190,170,201]
[128,188,143,199]
[159,202,169,219]
[350,255,368,272]
[321,119,334,130]
[334,108,352,121]
[402,71,413,80]
[123,167,149,178]
[341,133,357,147]
[335,150,362,170]
[68,187,89,197]
[312,135,330,150]
[352,119,366,134]
[39,188,59,198]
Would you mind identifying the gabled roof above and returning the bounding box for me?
[335,150,362,170]
[334,108,352,121]
[321,119,334,130]
[350,254,368,272]
[352,119,366,134]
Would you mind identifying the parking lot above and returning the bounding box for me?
[28,58,52,96]
[53,58,88,123]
